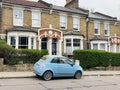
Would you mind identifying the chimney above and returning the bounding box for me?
[66,0,71,4]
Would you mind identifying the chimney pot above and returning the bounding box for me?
[66,0,71,4]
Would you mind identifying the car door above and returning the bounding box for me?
[58,57,75,76]
[50,57,59,76]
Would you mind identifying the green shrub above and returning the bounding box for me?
[0,40,15,64]
[110,53,120,66]
[19,49,48,64]
[73,50,110,69]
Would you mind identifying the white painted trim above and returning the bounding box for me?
[94,21,100,35]
[7,31,37,49]
[64,35,84,55]
[90,41,108,51]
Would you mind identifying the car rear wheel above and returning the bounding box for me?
[43,71,53,81]
[74,71,82,79]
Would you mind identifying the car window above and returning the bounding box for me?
[59,57,68,64]
[51,58,59,63]
[39,55,50,62]
[60,57,74,64]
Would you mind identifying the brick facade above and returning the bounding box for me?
[0,0,120,55]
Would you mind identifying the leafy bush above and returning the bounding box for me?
[73,50,110,69]
[110,53,120,66]
[0,40,15,64]
[18,49,48,64]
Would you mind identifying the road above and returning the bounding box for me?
[0,76,120,90]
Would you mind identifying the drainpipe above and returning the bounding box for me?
[86,17,89,49]
[0,0,2,33]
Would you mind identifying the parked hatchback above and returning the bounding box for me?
[33,55,83,80]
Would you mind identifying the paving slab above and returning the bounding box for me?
[0,71,120,79]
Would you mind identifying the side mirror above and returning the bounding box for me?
[70,63,75,67]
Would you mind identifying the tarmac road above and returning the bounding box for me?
[0,76,120,90]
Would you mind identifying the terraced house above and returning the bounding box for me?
[0,0,120,56]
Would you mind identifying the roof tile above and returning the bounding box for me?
[2,0,49,8]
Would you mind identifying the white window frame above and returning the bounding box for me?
[32,10,41,27]
[64,35,84,55]
[104,23,110,36]
[100,43,106,50]
[93,43,98,50]
[7,32,37,49]
[13,7,23,26]
[94,21,100,35]
[91,41,107,51]
[60,14,67,30]
[73,16,80,31]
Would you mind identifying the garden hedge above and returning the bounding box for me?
[110,53,120,66]
[73,50,110,69]
[0,40,48,65]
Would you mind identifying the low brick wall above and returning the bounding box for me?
[0,64,34,72]
[0,58,4,66]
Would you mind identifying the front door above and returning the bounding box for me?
[52,38,57,55]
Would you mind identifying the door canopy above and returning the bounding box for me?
[38,28,62,40]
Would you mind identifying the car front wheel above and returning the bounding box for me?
[74,71,82,79]
[42,71,53,81]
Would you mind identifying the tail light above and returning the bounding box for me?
[40,65,45,69]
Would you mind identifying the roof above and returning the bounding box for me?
[6,26,37,33]
[89,12,117,21]
[90,35,108,41]
[52,5,88,16]
[65,0,78,7]
[1,0,50,8]
[64,31,84,37]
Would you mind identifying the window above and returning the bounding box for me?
[73,39,80,47]
[73,17,79,31]
[104,23,109,36]
[32,11,40,27]
[73,39,80,50]
[31,37,34,49]
[94,22,100,35]
[100,43,105,50]
[13,8,23,26]
[66,39,72,55]
[19,37,28,49]
[60,14,67,29]
[10,36,16,48]
[93,43,98,50]
[92,42,106,51]
[51,58,59,63]
[41,38,47,49]
[66,39,71,46]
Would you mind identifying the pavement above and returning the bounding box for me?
[0,71,120,79]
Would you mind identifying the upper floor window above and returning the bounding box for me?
[13,8,23,26]
[104,23,109,36]
[32,11,41,27]
[94,21,100,35]
[73,16,80,31]
[60,14,67,30]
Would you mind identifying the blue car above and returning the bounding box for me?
[33,55,83,81]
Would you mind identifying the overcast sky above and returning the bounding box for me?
[31,0,120,19]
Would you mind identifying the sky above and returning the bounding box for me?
[31,0,120,19]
